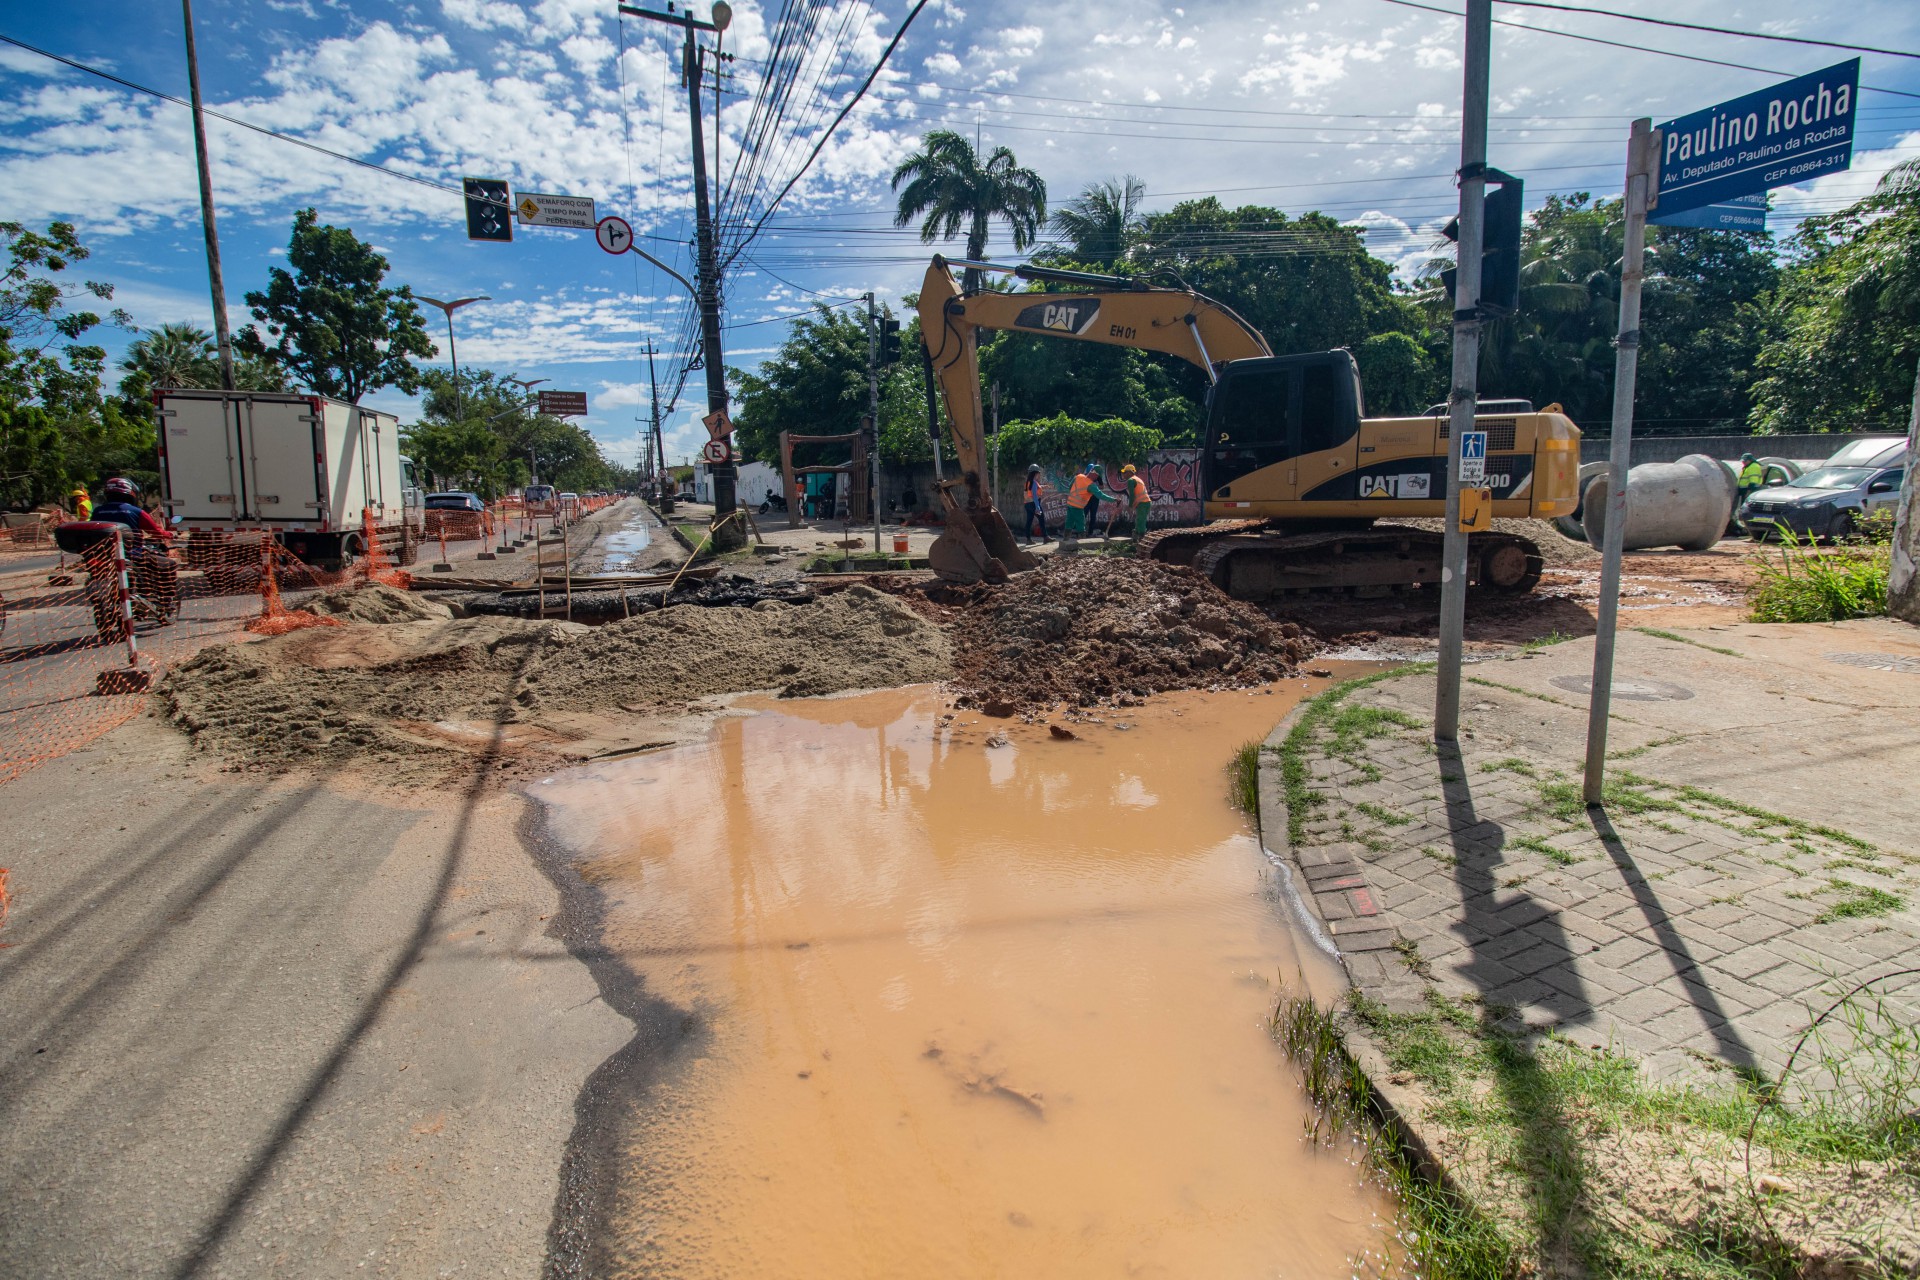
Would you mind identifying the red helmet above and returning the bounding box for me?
[102,477,140,502]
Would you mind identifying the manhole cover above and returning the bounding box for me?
[1548,675,1695,701]
[1824,652,1920,674]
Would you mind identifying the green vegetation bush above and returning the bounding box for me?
[991,412,1162,470]
[1747,535,1889,624]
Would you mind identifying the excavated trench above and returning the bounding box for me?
[530,679,1393,1278]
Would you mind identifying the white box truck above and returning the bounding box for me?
[156,389,423,569]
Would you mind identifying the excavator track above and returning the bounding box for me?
[1139,521,1544,601]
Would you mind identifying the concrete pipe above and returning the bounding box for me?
[1581,453,1736,552]
[1554,461,1610,542]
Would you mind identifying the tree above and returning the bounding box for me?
[0,220,141,506]
[115,323,288,423]
[408,367,614,496]
[1354,332,1436,416]
[237,208,435,403]
[991,413,1162,469]
[892,131,1047,292]
[1047,176,1146,266]
[1750,160,1920,433]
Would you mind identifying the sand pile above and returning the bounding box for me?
[519,585,950,710]
[160,587,951,774]
[303,582,454,623]
[918,557,1313,710]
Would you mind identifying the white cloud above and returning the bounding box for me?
[923,51,962,76]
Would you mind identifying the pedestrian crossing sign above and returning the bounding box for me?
[1459,430,1487,484]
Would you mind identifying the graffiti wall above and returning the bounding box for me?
[1144,449,1202,524]
[990,448,1205,533]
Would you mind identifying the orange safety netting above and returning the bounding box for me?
[0,509,424,785]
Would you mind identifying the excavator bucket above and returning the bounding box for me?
[928,486,1037,584]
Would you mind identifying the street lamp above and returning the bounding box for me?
[417,294,490,422]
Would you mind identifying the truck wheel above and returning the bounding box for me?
[1828,512,1855,542]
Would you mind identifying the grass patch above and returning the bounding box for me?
[1635,627,1745,658]
[1521,631,1575,652]
[1813,880,1904,924]
[1277,664,1431,845]
[1668,784,1877,854]
[1511,831,1581,866]
[1355,800,1413,827]
[1279,976,1920,1279]
[1466,675,1572,707]
[1536,770,1683,822]
[1481,756,1536,778]
[1230,739,1261,817]
[1748,535,1889,624]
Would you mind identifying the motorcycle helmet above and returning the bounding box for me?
[103,477,140,502]
[1027,463,1041,475]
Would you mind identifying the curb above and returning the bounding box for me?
[1255,682,1465,1197]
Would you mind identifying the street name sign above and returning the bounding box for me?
[538,390,588,417]
[463,177,513,243]
[1655,59,1858,216]
[517,193,597,230]
[1650,192,1766,232]
[595,216,633,255]
[1458,429,1487,484]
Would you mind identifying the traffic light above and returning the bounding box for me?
[463,177,513,243]
[1440,172,1523,317]
[878,317,902,366]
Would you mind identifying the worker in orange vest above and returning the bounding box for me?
[1121,464,1152,539]
[1063,464,1118,543]
[71,487,92,520]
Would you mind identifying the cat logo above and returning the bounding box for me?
[1359,475,1398,498]
[1013,299,1101,335]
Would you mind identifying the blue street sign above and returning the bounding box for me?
[1460,431,1487,461]
[1656,60,1858,217]
[1650,192,1767,233]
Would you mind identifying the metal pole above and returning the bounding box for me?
[1584,118,1660,804]
[685,18,741,550]
[867,292,882,553]
[1887,356,1920,620]
[990,381,1001,511]
[444,313,462,421]
[1434,0,1491,742]
[181,0,234,391]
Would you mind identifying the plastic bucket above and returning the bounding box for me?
[892,533,910,555]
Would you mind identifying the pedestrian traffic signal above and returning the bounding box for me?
[463,177,513,243]
[878,317,902,366]
[1440,172,1523,317]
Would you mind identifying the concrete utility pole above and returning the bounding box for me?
[647,340,674,514]
[1884,357,1920,620]
[619,2,738,547]
[866,292,882,552]
[1434,0,1492,742]
[1582,117,1661,805]
[181,0,234,391]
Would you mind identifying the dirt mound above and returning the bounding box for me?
[159,588,951,777]
[520,585,950,710]
[303,582,454,624]
[918,557,1312,710]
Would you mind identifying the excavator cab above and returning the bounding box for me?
[1203,351,1364,505]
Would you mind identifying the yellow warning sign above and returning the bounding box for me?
[518,196,541,220]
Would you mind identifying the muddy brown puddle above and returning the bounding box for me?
[536,675,1394,1277]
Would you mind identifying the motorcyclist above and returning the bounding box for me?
[89,477,177,616]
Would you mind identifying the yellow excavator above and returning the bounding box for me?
[915,254,1583,598]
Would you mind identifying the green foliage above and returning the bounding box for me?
[0,219,144,506]
[989,411,1161,470]
[892,131,1046,291]
[236,208,435,403]
[1230,740,1261,816]
[1353,330,1436,416]
[1751,159,1920,432]
[1812,880,1903,924]
[1747,536,1889,623]
[1047,175,1146,266]
[404,367,615,497]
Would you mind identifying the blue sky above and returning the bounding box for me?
[4,0,1919,467]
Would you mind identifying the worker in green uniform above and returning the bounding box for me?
[1063,465,1120,542]
[1736,453,1766,519]
[1121,464,1152,539]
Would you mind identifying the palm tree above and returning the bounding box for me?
[120,322,219,393]
[891,131,1047,292]
[1049,175,1146,266]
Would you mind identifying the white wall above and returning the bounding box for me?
[692,460,781,505]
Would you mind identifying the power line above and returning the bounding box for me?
[1373,0,1920,100]
[1496,0,1920,61]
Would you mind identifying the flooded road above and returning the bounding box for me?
[597,512,655,571]
[536,678,1391,1277]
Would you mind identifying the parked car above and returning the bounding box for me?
[1741,462,1905,541]
[424,491,485,513]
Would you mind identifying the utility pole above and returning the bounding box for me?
[866,292,882,552]
[181,0,234,391]
[1434,0,1491,743]
[1888,356,1920,622]
[647,339,673,514]
[1583,117,1661,803]
[619,2,739,547]
[922,344,944,481]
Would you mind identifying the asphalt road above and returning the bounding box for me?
[0,713,630,1278]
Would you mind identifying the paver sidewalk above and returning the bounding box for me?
[1262,619,1920,1082]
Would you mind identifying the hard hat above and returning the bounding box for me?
[1122,464,1137,475]
[1027,463,1041,474]
[103,476,140,502]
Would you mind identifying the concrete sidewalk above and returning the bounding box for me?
[1261,618,1920,1083]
